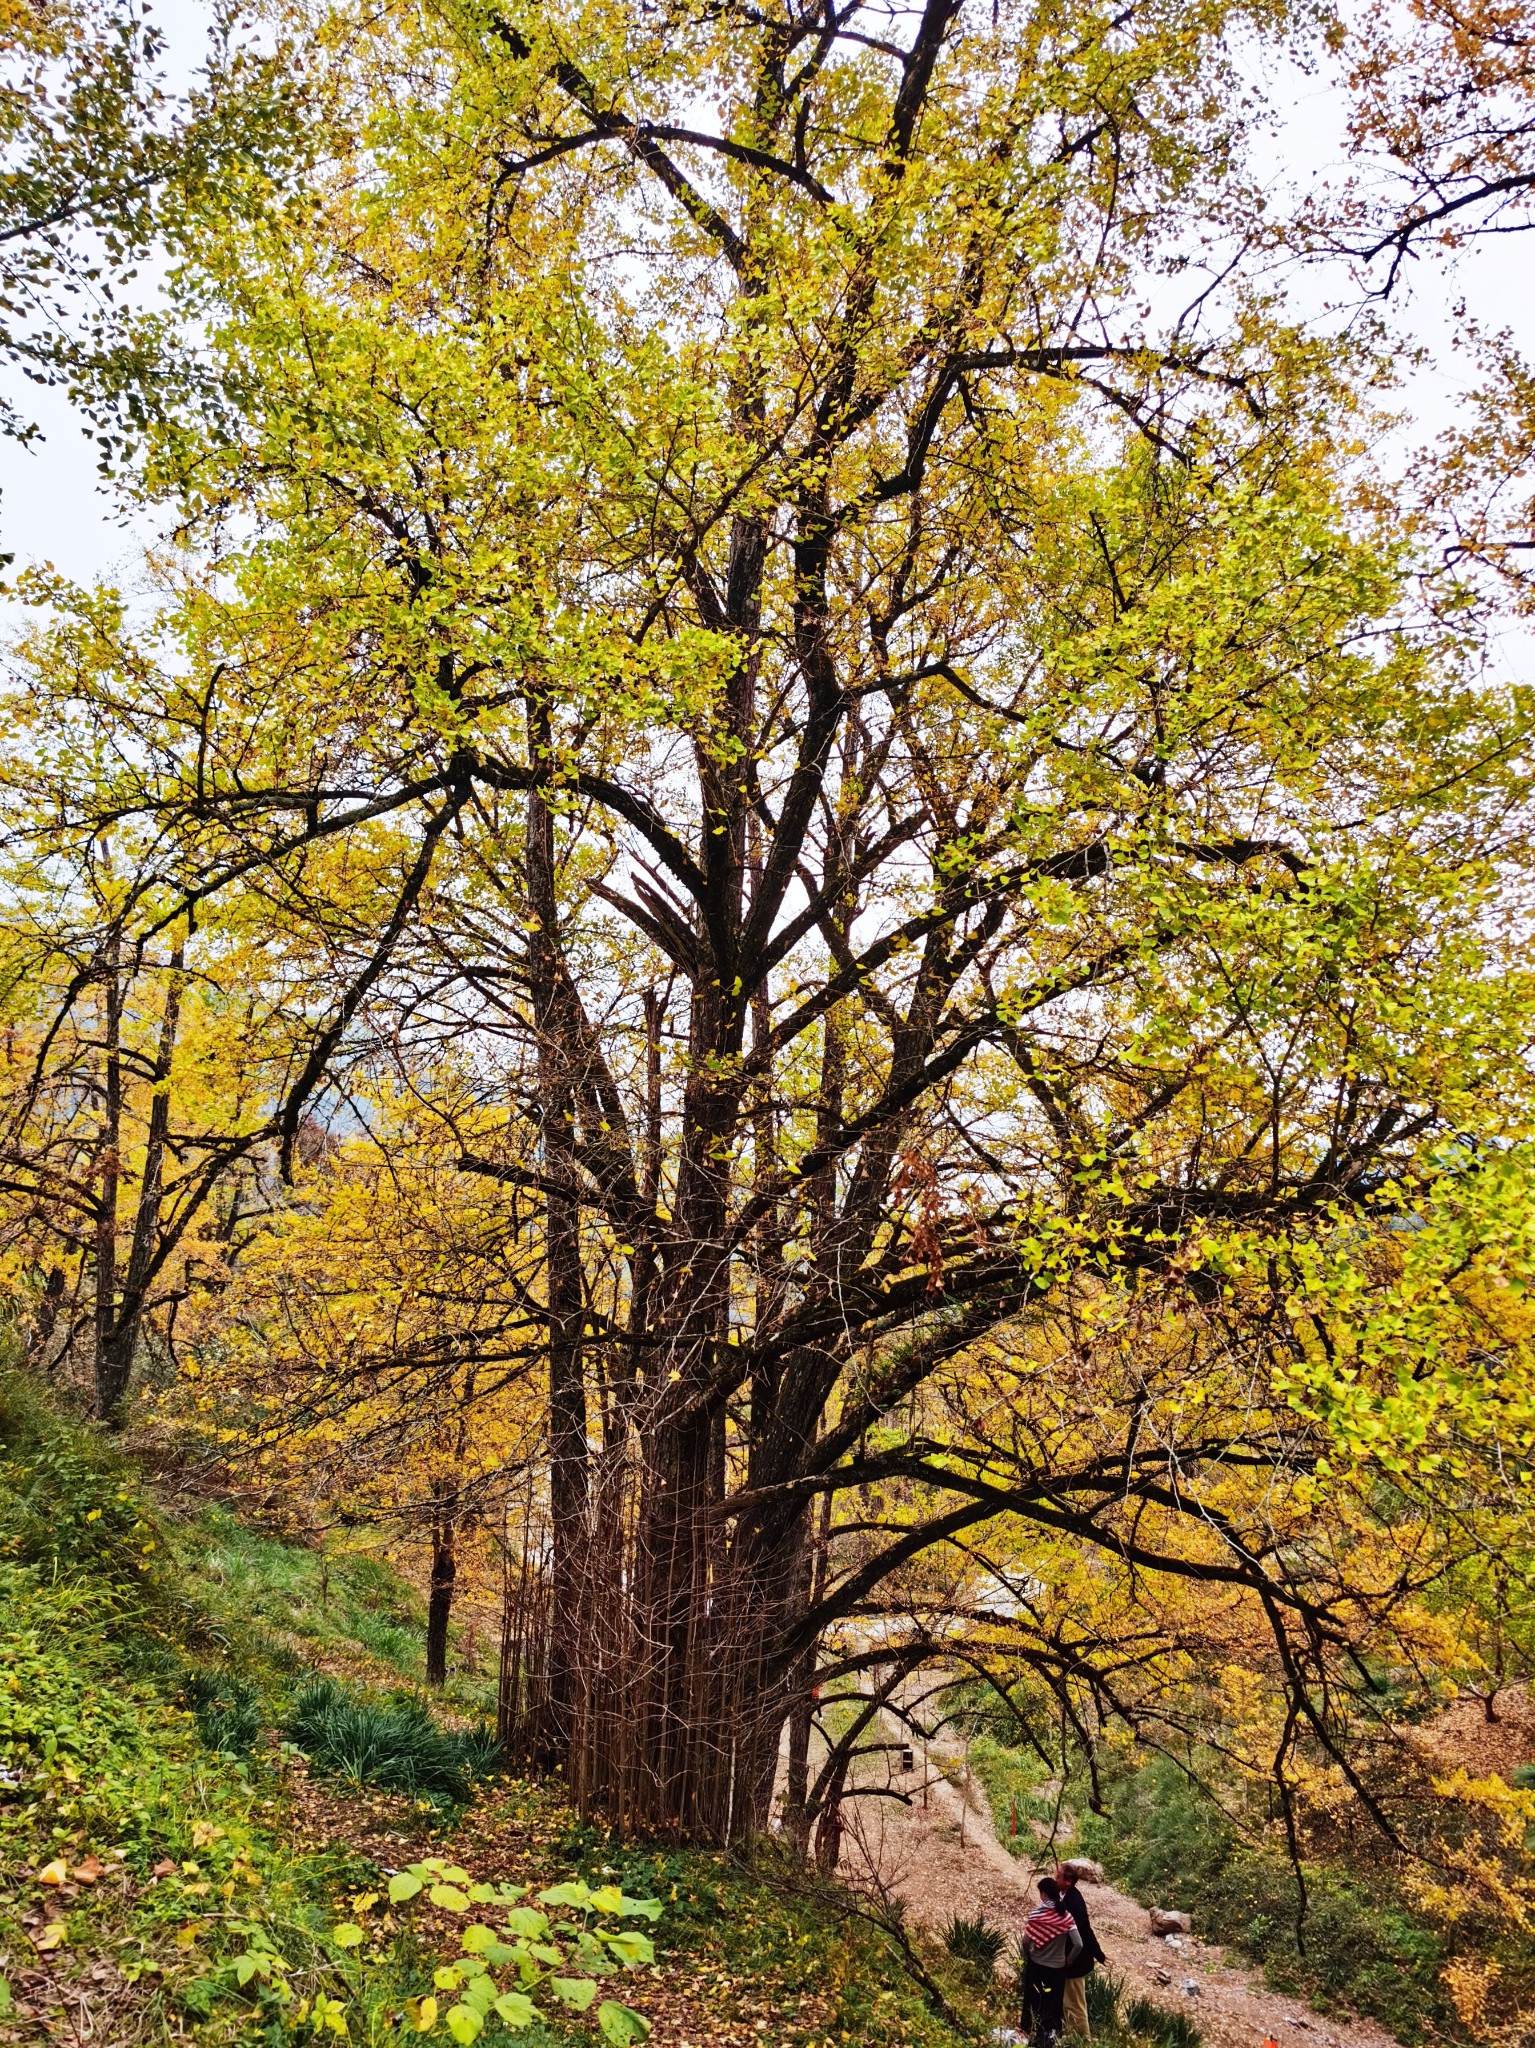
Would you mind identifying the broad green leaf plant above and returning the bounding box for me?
[289,1861,658,2045]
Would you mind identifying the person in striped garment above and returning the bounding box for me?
[1020,1876,1084,2047]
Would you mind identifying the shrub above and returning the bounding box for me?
[284,1675,496,1802]
[943,1912,1007,1969]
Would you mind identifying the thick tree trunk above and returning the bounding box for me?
[631,1403,721,1832]
[526,702,589,1751]
[94,942,185,1426]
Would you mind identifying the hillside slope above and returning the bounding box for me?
[0,1373,985,2048]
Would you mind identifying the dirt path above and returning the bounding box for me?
[835,1732,1403,2048]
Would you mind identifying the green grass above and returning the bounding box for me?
[177,1505,426,1676]
[1123,1993,1202,2048]
[177,1505,499,1720]
[186,1670,261,1755]
[284,1675,498,1804]
[1085,1967,1125,2029]
[967,1731,1072,1858]
[943,1912,1006,1969]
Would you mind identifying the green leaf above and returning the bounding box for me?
[602,1930,655,1967]
[429,1884,471,1912]
[598,1999,653,2045]
[500,1907,549,1939]
[492,1992,536,2028]
[0,1978,13,2021]
[388,1872,424,1904]
[575,1929,617,1974]
[537,1881,591,1910]
[331,1923,365,1948]
[461,1975,497,2017]
[445,2005,483,2045]
[460,1926,497,1955]
[589,1886,660,1919]
[552,1976,598,2012]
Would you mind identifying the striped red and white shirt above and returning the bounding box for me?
[1023,1904,1079,1959]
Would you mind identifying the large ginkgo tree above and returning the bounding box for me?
[9,0,1535,1845]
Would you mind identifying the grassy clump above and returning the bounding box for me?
[1124,1992,1202,2048]
[1086,1967,1125,2028]
[285,1674,498,1803]
[186,1670,261,1754]
[944,1912,1007,1969]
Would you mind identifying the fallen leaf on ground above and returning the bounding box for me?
[37,1862,68,1887]
[151,1858,177,1878]
[72,1857,102,1884]
[31,1924,66,1952]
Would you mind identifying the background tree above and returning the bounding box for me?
[0,573,488,1422]
[0,0,300,495]
[1343,0,1535,285]
[203,1074,547,1685]
[1331,0,1535,605]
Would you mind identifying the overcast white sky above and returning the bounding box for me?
[2,4,1531,617]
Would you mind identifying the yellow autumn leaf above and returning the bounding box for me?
[37,1861,68,1886]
